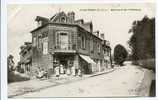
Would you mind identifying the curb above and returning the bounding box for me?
[89,69,115,78]
[9,68,115,98]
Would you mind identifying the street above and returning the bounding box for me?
[15,62,154,98]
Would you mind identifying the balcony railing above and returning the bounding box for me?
[54,43,76,50]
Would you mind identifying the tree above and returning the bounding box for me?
[7,55,15,72]
[7,54,15,82]
[18,42,32,73]
[114,44,128,66]
[128,16,155,62]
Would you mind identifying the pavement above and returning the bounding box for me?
[8,68,115,98]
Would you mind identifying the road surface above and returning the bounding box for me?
[16,63,153,98]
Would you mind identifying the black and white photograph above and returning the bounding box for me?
[6,3,156,98]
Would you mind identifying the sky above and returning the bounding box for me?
[7,3,155,64]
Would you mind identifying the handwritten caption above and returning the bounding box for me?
[80,8,141,12]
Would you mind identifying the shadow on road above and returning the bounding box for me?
[149,80,155,97]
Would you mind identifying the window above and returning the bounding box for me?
[97,41,101,53]
[61,17,66,23]
[38,35,42,49]
[94,40,97,53]
[43,37,48,54]
[59,33,68,49]
[81,36,86,49]
[104,48,110,56]
[90,38,94,52]
[33,37,36,47]
[37,21,42,27]
[78,36,81,49]
[56,32,69,50]
[98,43,100,53]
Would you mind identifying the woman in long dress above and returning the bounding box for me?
[71,66,76,76]
[66,67,71,75]
[55,66,60,79]
[78,68,82,77]
[60,64,64,74]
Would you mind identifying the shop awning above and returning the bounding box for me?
[79,54,96,64]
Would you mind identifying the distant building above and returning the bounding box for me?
[18,42,32,75]
[30,11,111,77]
[102,40,112,69]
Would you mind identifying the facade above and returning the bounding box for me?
[102,40,112,69]
[30,11,111,77]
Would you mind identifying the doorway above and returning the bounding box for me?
[59,60,68,68]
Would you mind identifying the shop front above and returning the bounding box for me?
[79,54,96,74]
[52,53,78,76]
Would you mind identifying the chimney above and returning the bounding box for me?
[67,11,75,23]
[100,33,105,40]
[93,30,99,37]
[96,31,99,37]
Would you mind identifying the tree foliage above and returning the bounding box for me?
[7,54,15,82]
[114,44,128,66]
[128,16,155,61]
[7,55,15,72]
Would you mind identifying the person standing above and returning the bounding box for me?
[60,64,64,74]
[55,65,60,79]
[78,68,82,77]
[66,67,71,76]
[71,66,76,76]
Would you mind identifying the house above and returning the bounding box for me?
[30,11,111,77]
[18,42,32,75]
[102,40,112,69]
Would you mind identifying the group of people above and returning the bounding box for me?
[35,64,82,79]
[36,68,48,79]
[54,64,82,78]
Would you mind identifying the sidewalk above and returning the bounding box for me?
[8,68,115,98]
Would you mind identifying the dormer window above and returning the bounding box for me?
[37,21,42,27]
[35,16,49,27]
[61,17,66,23]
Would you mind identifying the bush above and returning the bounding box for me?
[8,71,30,83]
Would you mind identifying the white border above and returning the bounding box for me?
[1,0,157,100]
[1,0,7,100]
[6,0,156,4]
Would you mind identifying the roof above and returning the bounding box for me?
[35,16,49,22]
[31,11,110,44]
[50,13,58,20]
[50,11,67,22]
[75,19,84,23]
[30,22,103,41]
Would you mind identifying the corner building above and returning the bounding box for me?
[30,11,111,77]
